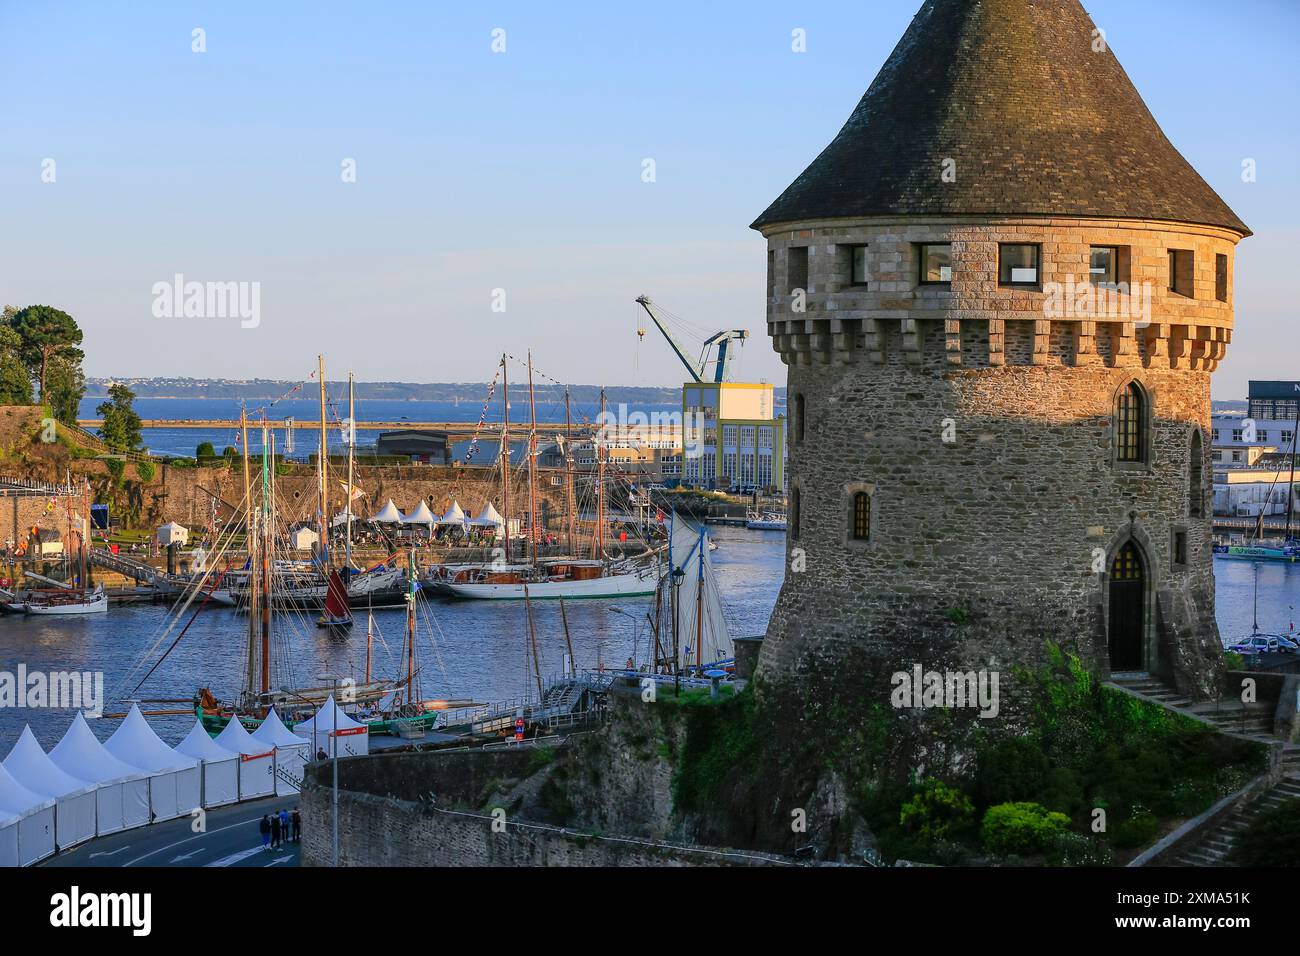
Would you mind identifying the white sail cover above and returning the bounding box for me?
[214,716,275,800]
[469,501,505,531]
[48,712,151,836]
[0,762,56,866]
[372,499,403,524]
[441,500,466,525]
[174,719,239,808]
[402,500,438,526]
[292,695,370,758]
[105,704,201,822]
[251,708,309,795]
[2,726,97,850]
[669,514,732,668]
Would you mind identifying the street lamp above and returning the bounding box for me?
[670,565,686,696]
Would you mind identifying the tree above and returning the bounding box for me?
[10,305,83,402]
[0,325,33,405]
[97,383,143,452]
[196,441,216,459]
[43,353,86,426]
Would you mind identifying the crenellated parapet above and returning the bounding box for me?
[761,218,1238,372]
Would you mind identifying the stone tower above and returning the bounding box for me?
[752,0,1249,710]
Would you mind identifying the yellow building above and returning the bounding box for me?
[681,382,785,492]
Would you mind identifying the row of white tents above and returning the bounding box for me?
[367,499,504,532]
[0,696,368,867]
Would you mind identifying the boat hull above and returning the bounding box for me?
[442,569,658,600]
[26,593,108,615]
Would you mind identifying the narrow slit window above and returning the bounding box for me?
[851,492,871,541]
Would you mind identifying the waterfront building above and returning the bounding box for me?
[753,0,1248,701]
[681,382,786,493]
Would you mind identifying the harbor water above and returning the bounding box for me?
[1,530,1297,749]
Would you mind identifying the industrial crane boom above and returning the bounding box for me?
[635,295,749,384]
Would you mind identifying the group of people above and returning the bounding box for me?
[258,807,301,850]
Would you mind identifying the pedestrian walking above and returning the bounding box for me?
[317,747,328,761]
[271,811,282,848]
[292,808,301,842]
[279,808,290,842]
[259,814,271,850]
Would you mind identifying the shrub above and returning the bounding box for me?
[900,779,975,843]
[104,458,125,485]
[1112,812,1159,849]
[982,802,1070,857]
[1223,651,1245,672]
[196,441,215,458]
[1229,798,1300,866]
[1048,831,1113,867]
[136,460,156,483]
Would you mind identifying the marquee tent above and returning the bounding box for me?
[2,726,97,851]
[441,500,466,525]
[105,705,201,823]
[372,500,403,524]
[0,762,56,867]
[401,501,438,526]
[174,720,239,808]
[214,716,275,800]
[468,502,505,533]
[292,696,371,758]
[250,708,310,795]
[48,713,151,836]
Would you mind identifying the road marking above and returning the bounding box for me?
[205,846,269,868]
[169,849,204,863]
[123,809,286,867]
[88,846,130,858]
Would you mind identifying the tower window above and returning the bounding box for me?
[1090,246,1120,287]
[1189,430,1203,517]
[850,492,871,541]
[918,243,952,284]
[1168,249,1194,298]
[1115,382,1148,464]
[1215,254,1228,302]
[787,247,809,294]
[999,244,1041,287]
[793,392,806,444]
[790,486,801,541]
[848,244,869,286]
[1173,530,1188,567]
[767,250,776,299]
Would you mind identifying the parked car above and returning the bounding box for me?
[1271,634,1300,653]
[1227,635,1280,655]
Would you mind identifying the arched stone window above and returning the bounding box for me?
[850,491,871,541]
[1189,429,1204,517]
[1115,381,1149,464]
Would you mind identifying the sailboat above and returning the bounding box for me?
[437,352,661,601]
[641,512,733,675]
[22,475,108,615]
[316,360,353,629]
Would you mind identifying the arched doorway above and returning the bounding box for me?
[1108,541,1146,670]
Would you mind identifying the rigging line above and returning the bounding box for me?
[127,569,228,698]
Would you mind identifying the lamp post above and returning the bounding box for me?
[670,565,685,696]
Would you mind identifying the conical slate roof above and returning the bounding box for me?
[752,0,1249,235]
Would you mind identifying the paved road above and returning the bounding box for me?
[41,795,302,868]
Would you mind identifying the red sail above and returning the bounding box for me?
[324,569,351,621]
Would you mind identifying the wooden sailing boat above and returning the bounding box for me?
[316,356,354,628]
[438,355,661,600]
[24,474,107,614]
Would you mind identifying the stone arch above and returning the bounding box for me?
[1100,522,1162,674]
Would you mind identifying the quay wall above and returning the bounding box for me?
[298,744,791,867]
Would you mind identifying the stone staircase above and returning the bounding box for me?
[1171,750,1300,866]
[1109,674,1300,866]
[1110,676,1278,741]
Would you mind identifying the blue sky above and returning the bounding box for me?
[1,0,1295,397]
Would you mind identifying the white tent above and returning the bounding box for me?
[372,499,403,524]
[441,500,466,525]
[330,509,354,528]
[214,716,275,800]
[48,713,151,836]
[251,709,310,795]
[156,522,189,546]
[401,500,438,526]
[0,762,56,867]
[289,526,320,551]
[105,705,201,823]
[292,696,371,758]
[3,726,97,851]
[174,720,239,808]
[469,501,505,533]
